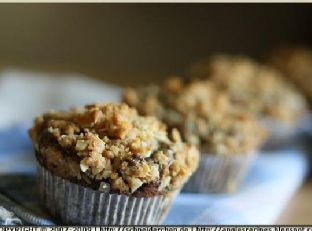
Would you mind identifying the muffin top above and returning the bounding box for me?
[190,55,307,124]
[29,103,199,196]
[123,77,266,155]
[269,47,312,104]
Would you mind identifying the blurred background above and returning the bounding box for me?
[0,4,311,86]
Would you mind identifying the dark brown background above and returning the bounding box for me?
[0,4,311,86]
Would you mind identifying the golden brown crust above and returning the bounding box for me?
[123,78,266,155]
[29,103,199,196]
[269,47,312,105]
[190,55,307,124]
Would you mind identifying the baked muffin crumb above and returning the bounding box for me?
[29,103,199,196]
[190,55,307,123]
[123,78,266,155]
[270,47,312,105]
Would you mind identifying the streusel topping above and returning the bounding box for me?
[123,77,266,155]
[270,47,312,105]
[29,103,199,196]
[190,55,307,123]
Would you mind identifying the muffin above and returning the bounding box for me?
[269,47,312,106]
[190,55,307,148]
[124,78,266,193]
[29,103,199,225]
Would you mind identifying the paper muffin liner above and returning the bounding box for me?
[260,118,300,150]
[37,163,177,225]
[182,152,256,193]
[260,112,312,150]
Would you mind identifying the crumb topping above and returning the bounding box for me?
[190,55,307,123]
[270,47,312,104]
[123,77,266,155]
[29,103,199,196]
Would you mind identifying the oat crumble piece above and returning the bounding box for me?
[29,103,199,196]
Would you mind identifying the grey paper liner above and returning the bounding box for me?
[182,152,256,193]
[37,164,176,225]
[261,119,298,150]
[260,118,303,149]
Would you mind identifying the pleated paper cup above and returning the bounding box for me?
[260,118,301,150]
[182,152,256,193]
[37,164,177,225]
